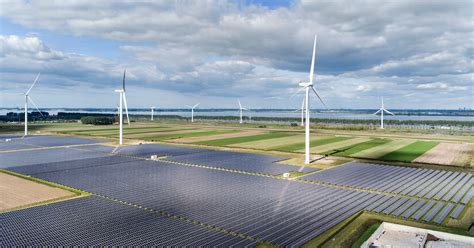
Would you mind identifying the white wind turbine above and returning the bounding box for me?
[238,99,249,124]
[294,97,305,126]
[151,106,155,121]
[114,70,130,145]
[186,103,200,122]
[374,97,394,129]
[23,73,44,136]
[296,34,328,164]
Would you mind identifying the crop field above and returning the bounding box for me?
[193,132,294,146]
[0,172,75,211]
[1,134,472,246]
[5,121,470,167]
[379,141,440,162]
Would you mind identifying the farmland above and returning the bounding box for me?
[1,134,472,246]
[13,120,470,168]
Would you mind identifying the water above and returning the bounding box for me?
[0,108,472,121]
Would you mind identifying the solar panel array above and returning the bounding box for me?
[84,143,208,157]
[0,147,109,169]
[1,135,472,246]
[302,162,474,204]
[1,196,252,246]
[5,157,383,246]
[163,150,316,175]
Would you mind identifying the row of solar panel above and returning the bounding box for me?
[1,196,254,246]
[302,162,474,204]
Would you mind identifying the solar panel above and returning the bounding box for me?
[450,204,465,219]
[433,203,454,224]
[423,202,444,222]
[412,201,436,220]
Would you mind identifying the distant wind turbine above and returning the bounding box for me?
[186,103,200,122]
[295,34,328,164]
[294,98,305,126]
[151,106,155,121]
[374,97,394,129]
[238,99,249,124]
[115,69,130,145]
[23,73,44,136]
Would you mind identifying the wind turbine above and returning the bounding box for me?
[151,106,155,121]
[238,99,249,124]
[294,98,305,126]
[186,103,200,122]
[114,70,130,145]
[374,97,394,129]
[23,73,44,136]
[297,34,328,164]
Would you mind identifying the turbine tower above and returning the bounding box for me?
[374,97,394,129]
[238,99,249,124]
[151,106,155,121]
[297,34,328,164]
[186,103,200,122]
[23,73,43,136]
[115,70,130,145]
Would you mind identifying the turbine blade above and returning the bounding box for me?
[290,86,306,99]
[25,72,41,95]
[309,35,317,84]
[374,109,382,115]
[238,99,242,109]
[384,109,395,116]
[27,96,44,118]
[310,86,328,109]
[242,108,249,111]
[123,93,130,125]
[193,103,200,108]
[122,69,126,91]
[185,105,192,108]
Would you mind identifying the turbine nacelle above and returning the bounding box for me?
[298,82,312,87]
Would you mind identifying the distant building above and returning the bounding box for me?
[362,222,474,248]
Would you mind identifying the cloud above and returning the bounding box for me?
[0,0,473,109]
[417,82,467,91]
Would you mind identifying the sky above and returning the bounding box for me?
[0,0,472,109]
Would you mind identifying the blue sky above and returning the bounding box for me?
[0,0,472,109]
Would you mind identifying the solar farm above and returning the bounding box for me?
[1,131,473,246]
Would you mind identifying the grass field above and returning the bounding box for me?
[378,141,439,162]
[324,138,391,157]
[194,132,293,146]
[272,136,351,152]
[142,130,237,142]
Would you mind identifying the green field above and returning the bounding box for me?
[272,136,351,152]
[143,130,236,141]
[324,138,391,157]
[378,141,439,162]
[194,132,293,146]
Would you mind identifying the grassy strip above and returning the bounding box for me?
[324,138,391,157]
[194,132,293,146]
[143,130,236,142]
[378,141,439,162]
[351,223,381,248]
[272,136,351,152]
[61,126,169,134]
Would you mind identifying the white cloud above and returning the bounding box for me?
[0,0,473,108]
